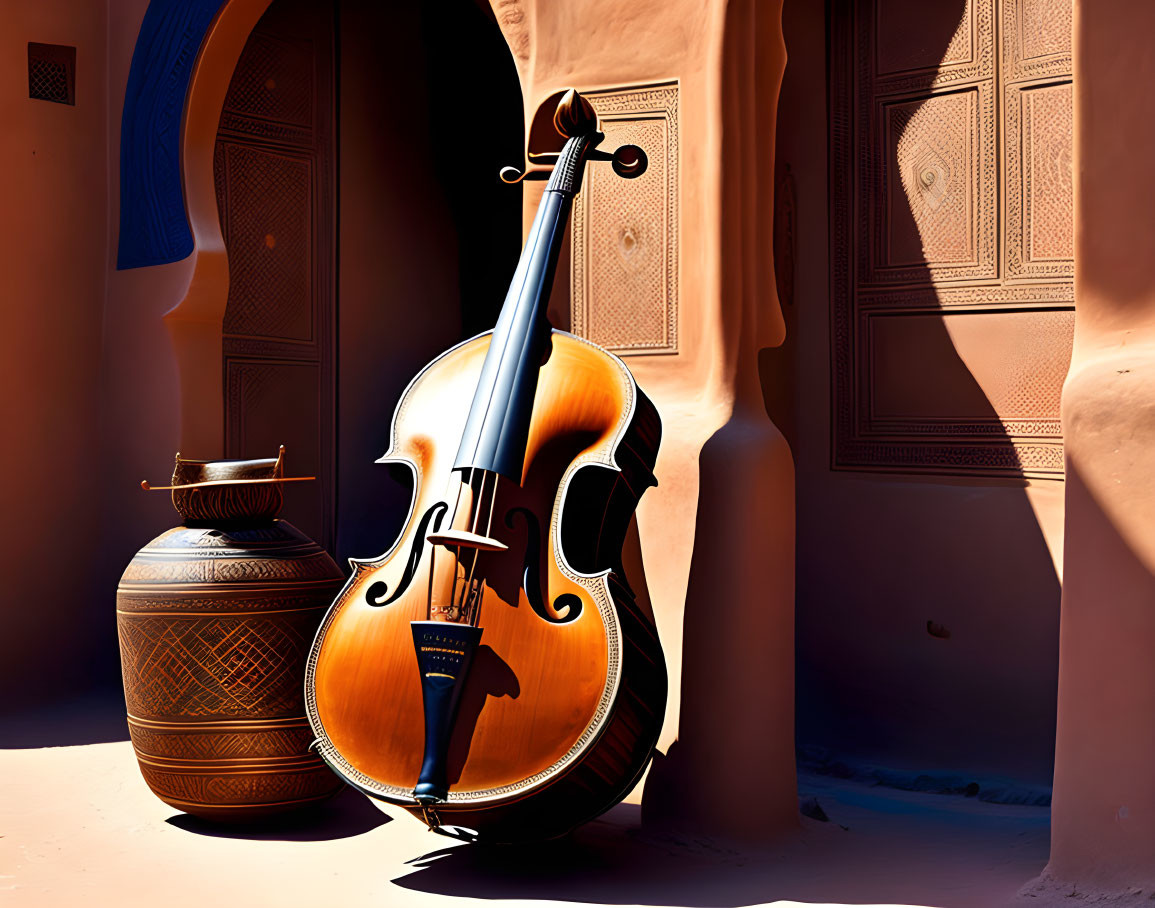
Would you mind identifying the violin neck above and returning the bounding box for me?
[453,133,599,481]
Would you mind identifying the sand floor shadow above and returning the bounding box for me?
[166,786,389,842]
[2,691,129,748]
[391,787,1049,908]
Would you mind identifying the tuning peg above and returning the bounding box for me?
[499,143,648,185]
[499,154,560,184]
[585,144,649,179]
[610,144,647,179]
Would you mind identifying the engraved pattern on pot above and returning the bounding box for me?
[119,614,315,718]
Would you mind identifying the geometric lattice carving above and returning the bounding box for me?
[830,0,1073,477]
[1006,82,1073,278]
[1019,0,1071,60]
[868,0,995,94]
[571,82,678,355]
[224,33,313,128]
[219,143,313,341]
[27,43,75,105]
[877,88,995,281]
[215,0,335,550]
[1024,86,1073,262]
[118,612,317,719]
[1003,0,1071,82]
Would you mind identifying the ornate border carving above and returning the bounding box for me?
[1002,0,1072,83]
[865,0,996,95]
[571,82,679,355]
[865,84,997,285]
[829,0,1073,478]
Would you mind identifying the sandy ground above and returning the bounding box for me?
[0,711,1062,908]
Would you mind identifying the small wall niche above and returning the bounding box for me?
[28,43,76,106]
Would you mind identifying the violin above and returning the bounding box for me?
[305,90,665,843]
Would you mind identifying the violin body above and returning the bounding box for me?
[305,330,665,841]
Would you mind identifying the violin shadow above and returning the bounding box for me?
[165,785,389,842]
[446,644,520,784]
[390,803,804,908]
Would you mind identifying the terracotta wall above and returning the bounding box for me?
[2,0,184,705]
[0,0,137,707]
[770,0,1063,787]
[95,0,190,699]
[0,0,520,710]
[4,0,1067,802]
[1047,0,1155,889]
[490,0,796,839]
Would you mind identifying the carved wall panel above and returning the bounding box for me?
[119,611,318,718]
[871,0,994,93]
[215,0,335,545]
[831,0,1074,477]
[225,360,323,544]
[223,31,312,129]
[1006,0,1072,79]
[1006,82,1073,279]
[217,144,313,341]
[571,82,678,355]
[867,309,1073,424]
[873,86,996,283]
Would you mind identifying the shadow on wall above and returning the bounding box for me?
[761,0,1062,787]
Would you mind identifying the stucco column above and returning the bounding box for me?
[491,0,796,839]
[1047,0,1155,891]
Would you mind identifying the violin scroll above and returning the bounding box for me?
[499,89,649,184]
[553,88,598,138]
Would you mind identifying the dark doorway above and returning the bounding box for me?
[215,0,337,549]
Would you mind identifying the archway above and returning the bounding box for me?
[118,0,523,556]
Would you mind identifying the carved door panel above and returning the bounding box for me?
[830,0,1074,476]
[215,0,335,546]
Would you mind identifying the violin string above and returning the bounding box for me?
[473,475,501,626]
[469,470,487,536]
[426,471,466,623]
[457,469,485,617]
[447,467,474,619]
[426,531,436,622]
[485,473,500,537]
[459,466,496,623]
[450,470,490,621]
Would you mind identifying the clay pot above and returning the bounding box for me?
[117,451,345,820]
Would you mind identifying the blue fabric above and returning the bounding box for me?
[117,0,225,270]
